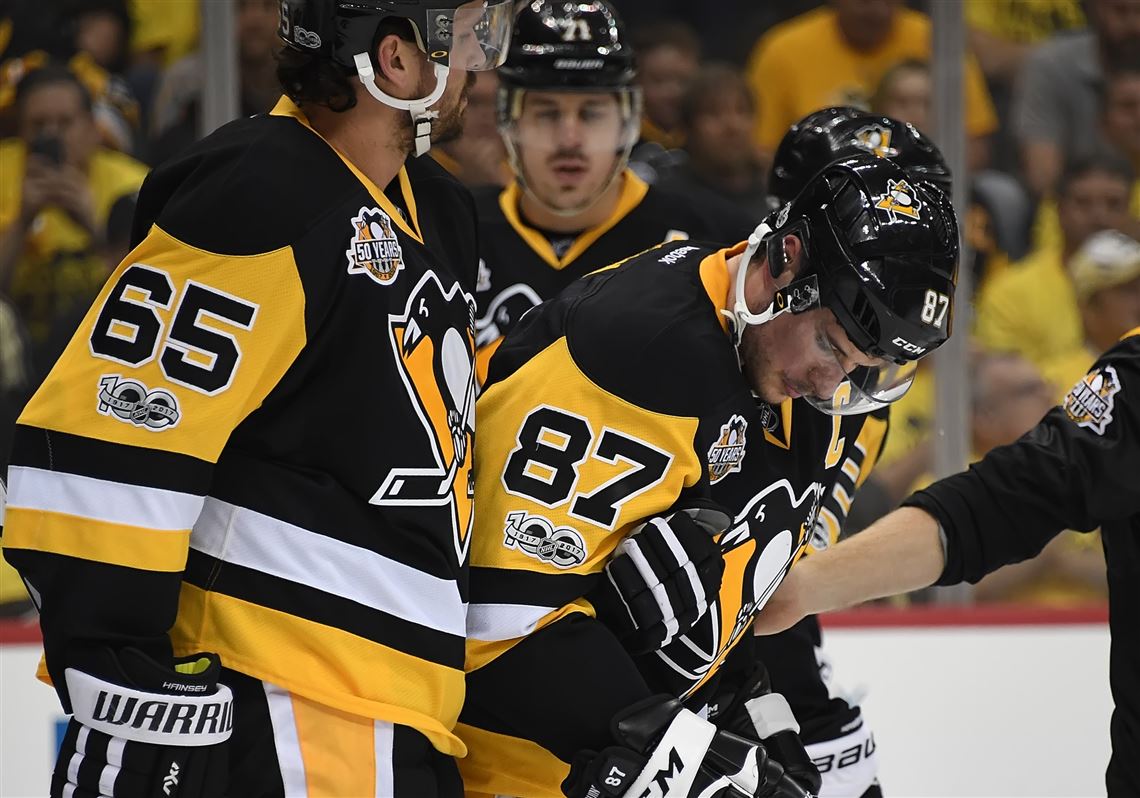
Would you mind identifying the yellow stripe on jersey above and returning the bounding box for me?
[498,171,650,269]
[3,507,191,572]
[271,96,424,244]
[290,694,378,798]
[17,225,306,465]
[455,723,570,798]
[855,414,889,488]
[173,585,467,757]
[1123,326,1140,341]
[697,242,747,336]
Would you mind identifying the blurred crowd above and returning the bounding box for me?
[2,0,1137,613]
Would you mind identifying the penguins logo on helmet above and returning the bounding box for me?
[873,178,923,222]
[854,124,899,159]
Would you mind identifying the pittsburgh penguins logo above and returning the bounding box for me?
[1064,366,1122,436]
[854,124,899,158]
[371,271,476,559]
[873,179,923,222]
[346,206,405,285]
[474,282,542,348]
[655,478,824,697]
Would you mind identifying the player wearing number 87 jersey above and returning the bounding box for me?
[0,0,515,794]
[457,153,958,798]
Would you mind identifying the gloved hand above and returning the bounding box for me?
[562,694,810,798]
[588,503,730,654]
[707,662,821,797]
[52,647,232,797]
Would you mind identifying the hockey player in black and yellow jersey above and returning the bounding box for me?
[457,153,959,798]
[473,0,755,382]
[740,106,955,798]
[0,1,514,796]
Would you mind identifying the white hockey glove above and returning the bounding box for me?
[562,695,814,798]
[708,663,822,797]
[52,647,232,798]
[588,504,730,654]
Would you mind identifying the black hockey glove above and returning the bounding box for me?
[588,503,729,655]
[707,662,821,797]
[563,695,813,798]
[52,647,231,798]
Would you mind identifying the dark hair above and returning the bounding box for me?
[62,0,134,73]
[1057,152,1135,198]
[678,62,752,130]
[14,64,94,116]
[630,21,700,60]
[1099,51,1140,108]
[276,16,416,112]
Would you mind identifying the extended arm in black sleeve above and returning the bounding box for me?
[904,334,1140,585]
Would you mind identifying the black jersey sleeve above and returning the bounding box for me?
[905,330,1140,585]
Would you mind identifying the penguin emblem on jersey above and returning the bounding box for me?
[1064,365,1122,436]
[707,414,748,484]
[655,478,824,696]
[371,271,476,559]
[346,206,405,285]
[854,124,898,159]
[873,179,923,222]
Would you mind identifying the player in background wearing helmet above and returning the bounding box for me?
[0,1,512,796]
[473,0,755,382]
[458,153,959,798]
[724,106,954,798]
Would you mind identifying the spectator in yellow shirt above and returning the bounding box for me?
[976,155,1134,396]
[966,0,1086,84]
[745,0,998,171]
[0,65,148,376]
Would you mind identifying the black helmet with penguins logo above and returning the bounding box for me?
[769,106,952,204]
[771,152,959,363]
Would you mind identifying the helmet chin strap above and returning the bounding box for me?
[353,53,449,157]
[723,221,779,344]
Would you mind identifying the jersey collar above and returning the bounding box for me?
[270,96,424,244]
[499,169,649,270]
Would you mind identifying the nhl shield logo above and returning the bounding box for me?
[708,414,747,483]
[346,206,404,285]
[1064,365,1122,436]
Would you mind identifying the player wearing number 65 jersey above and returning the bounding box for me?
[1,1,514,795]
[457,153,959,798]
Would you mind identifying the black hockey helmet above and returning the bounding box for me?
[497,0,635,90]
[733,152,960,414]
[278,0,513,153]
[769,106,951,203]
[279,0,513,73]
[497,0,642,215]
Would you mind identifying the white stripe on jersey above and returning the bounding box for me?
[7,465,204,530]
[466,602,559,642]
[192,498,466,638]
